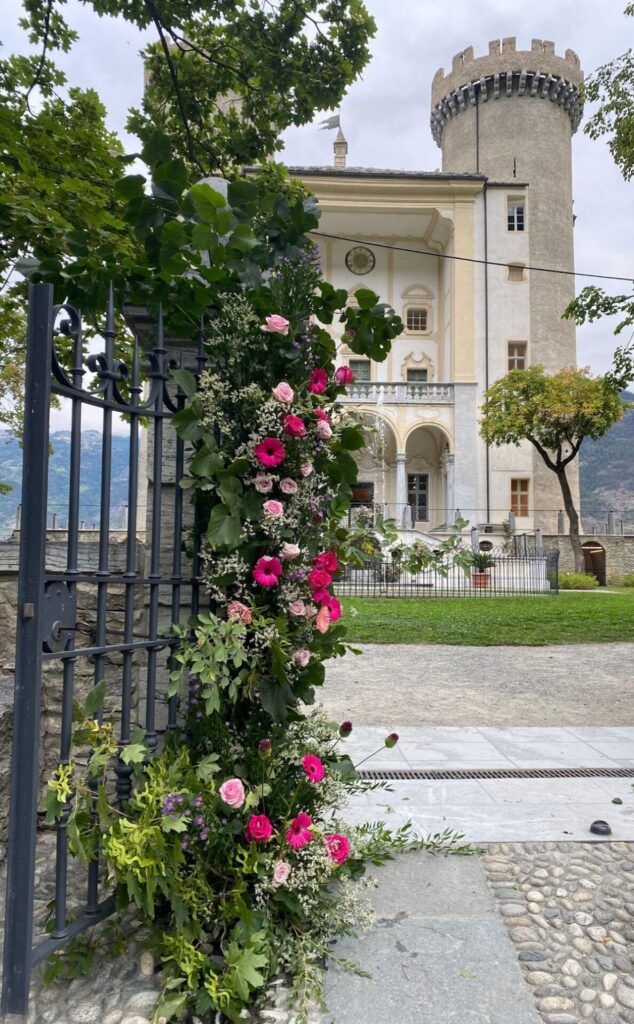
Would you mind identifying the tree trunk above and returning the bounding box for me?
[556,466,584,572]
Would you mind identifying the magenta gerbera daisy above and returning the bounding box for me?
[255,437,286,467]
[302,754,325,783]
[252,556,283,587]
[285,812,313,850]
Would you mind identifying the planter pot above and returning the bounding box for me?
[471,571,491,589]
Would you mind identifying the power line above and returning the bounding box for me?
[312,232,634,285]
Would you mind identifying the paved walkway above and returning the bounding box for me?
[342,726,634,842]
[327,853,542,1024]
[322,644,634,726]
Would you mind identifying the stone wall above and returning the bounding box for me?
[543,534,634,580]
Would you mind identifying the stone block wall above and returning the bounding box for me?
[543,534,634,580]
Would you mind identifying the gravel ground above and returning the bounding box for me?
[321,644,634,726]
[483,841,634,1024]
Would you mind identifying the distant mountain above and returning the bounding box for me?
[578,390,634,533]
[0,399,632,539]
[0,431,130,538]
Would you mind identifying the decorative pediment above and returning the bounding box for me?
[401,351,434,381]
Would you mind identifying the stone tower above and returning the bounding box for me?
[430,38,584,530]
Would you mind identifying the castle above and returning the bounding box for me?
[289,38,584,535]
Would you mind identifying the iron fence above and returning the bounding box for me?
[336,544,559,598]
[1,284,206,1015]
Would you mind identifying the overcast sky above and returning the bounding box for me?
[4,0,634,390]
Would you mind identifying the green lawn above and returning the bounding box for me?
[341,590,634,645]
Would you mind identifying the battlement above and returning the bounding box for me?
[430,38,584,147]
[432,38,583,106]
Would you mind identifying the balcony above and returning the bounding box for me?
[338,382,454,404]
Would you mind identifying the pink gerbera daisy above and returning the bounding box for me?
[252,556,283,587]
[302,754,325,783]
[255,437,286,467]
[285,812,313,850]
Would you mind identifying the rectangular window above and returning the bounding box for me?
[406,307,428,332]
[507,200,525,232]
[508,342,528,371]
[511,478,529,517]
[507,263,525,282]
[408,473,429,521]
[406,368,428,382]
[351,482,374,505]
[349,358,371,381]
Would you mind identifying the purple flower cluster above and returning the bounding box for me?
[162,793,185,815]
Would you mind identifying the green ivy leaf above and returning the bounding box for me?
[120,742,147,765]
[340,426,365,450]
[207,504,243,548]
[259,678,294,721]
[84,680,107,718]
[190,183,227,220]
[172,369,198,398]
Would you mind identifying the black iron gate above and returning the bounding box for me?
[1,283,205,1015]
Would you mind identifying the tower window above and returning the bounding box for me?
[405,307,429,332]
[507,200,525,232]
[511,478,529,517]
[508,342,528,370]
[349,359,371,381]
[507,263,526,282]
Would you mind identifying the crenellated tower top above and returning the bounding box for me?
[430,38,584,146]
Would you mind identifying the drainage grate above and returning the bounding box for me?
[358,767,634,781]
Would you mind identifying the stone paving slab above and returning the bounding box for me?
[326,852,542,1024]
[321,644,634,727]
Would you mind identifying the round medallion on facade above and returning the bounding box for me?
[345,245,375,275]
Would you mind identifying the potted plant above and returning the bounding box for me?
[471,550,496,589]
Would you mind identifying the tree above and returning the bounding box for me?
[480,365,629,570]
[564,2,634,334]
[0,0,378,480]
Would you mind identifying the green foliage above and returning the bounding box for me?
[480,364,628,568]
[610,573,634,587]
[564,5,634,343]
[471,551,495,572]
[559,572,600,590]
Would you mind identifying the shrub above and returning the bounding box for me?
[559,571,599,590]
[609,573,634,587]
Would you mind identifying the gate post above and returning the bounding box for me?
[2,283,54,1015]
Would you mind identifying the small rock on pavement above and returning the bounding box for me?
[138,952,155,978]
[617,984,634,1010]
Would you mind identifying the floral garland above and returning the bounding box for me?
[44,225,468,1024]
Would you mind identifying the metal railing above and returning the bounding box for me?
[337,381,454,404]
[1,284,207,1015]
[336,545,559,598]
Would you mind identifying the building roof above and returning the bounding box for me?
[285,166,486,181]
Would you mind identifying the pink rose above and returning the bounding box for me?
[272,860,292,887]
[302,754,325,783]
[280,478,298,495]
[308,368,328,394]
[255,474,273,493]
[325,833,350,866]
[219,778,246,809]
[288,599,307,617]
[260,314,290,335]
[227,601,252,625]
[316,605,330,633]
[308,567,332,591]
[315,409,330,423]
[315,419,333,439]
[245,814,274,842]
[263,499,284,519]
[314,551,338,573]
[272,381,294,403]
[300,461,314,477]
[293,649,310,667]
[281,542,301,560]
[334,366,355,385]
[283,414,307,439]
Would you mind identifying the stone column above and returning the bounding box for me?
[395,453,408,512]
[442,450,456,526]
